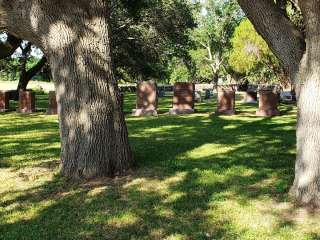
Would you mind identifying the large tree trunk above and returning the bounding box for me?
[0,0,134,178]
[237,0,320,207]
[291,59,320,207]
[289,1,320,207]
[50,1,134,178]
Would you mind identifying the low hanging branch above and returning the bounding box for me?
[0,36,48,98]
[17,55,47,92]
[0,33,21,58]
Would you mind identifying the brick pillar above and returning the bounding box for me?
[17,90,36,113]
[47,91,58,115]
[169,82,195,115]
[0,91,10,112]
[216,86,236,115]
[243,90,258,104]
[132,81,158,116]
[256,90,280,117]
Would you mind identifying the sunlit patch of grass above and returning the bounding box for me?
[106,212,140,227]
[164,233,188,240]
[184,143,239,160]
[1,91,320,239]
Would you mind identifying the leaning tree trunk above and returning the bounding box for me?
[289,1,320,207]
[0,0,134,178]
[16,56,47,96]
[236,0,320,207]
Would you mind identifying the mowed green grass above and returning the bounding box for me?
[1,91,320,240]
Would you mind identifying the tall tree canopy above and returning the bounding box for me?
[167,0,243,83]
[191,0,243,84]
[0,1,196,85]
[229,19,286,85]
[111,0,196,82]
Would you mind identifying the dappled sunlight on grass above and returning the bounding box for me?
[0,104,60,168]
[1,92,320,239]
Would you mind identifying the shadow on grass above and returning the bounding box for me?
[0,97,306,239]
[0,113,60,168]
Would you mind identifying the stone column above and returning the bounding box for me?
[256,90,280,117]
[216,86,236,115]
[242,91,258,104]
[0,91,10,112]
[132,81,158,116]
[17,90,36,113]
[47,91,58,115]
[169,82,195,115]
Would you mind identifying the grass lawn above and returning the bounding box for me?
[1,91,320,240]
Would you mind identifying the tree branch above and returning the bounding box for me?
[237,0,305,80]
[25,56,47,81]
[0,33,21,58]
[17,56,47,92]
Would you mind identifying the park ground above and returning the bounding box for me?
[1,82,320,240]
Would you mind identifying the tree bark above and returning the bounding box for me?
[289,0,320,208]
[238,0,320,207]
[0,0,134,178]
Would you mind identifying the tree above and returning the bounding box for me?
[191,0,243,85]
[237,0,320,207]
[1,1,196,85]
[16,42,47,96]
[229,19,287,85]
[167,56,192,83]
[0,0,133,178]
[110,0,196,83]
[0,34,47,96]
